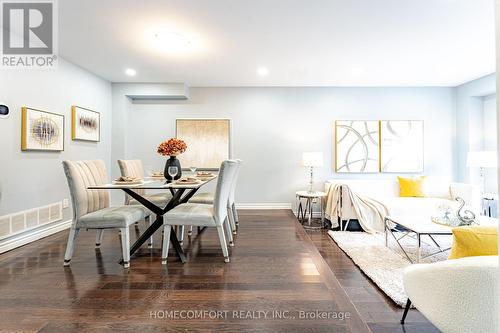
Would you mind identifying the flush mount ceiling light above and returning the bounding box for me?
[125,68,136,76]
[257,67,269,76]
[152,31,192,54]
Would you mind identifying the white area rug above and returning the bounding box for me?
[327,230,451,307]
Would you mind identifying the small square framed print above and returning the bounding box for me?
[71,106,100,142]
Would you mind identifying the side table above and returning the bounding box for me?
[296,191,327,229]
[483,193,498,218]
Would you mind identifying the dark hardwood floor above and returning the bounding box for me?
[307,230,440,333]
[0,210,439,332]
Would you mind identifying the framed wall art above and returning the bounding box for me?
[334,120,424,173]
[21,107,64,151]
[380,120,424,173]
[335,120,380,173]
[176,119,231,170]
[71,106,100,142]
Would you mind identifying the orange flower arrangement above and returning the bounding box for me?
[157,138,187,156]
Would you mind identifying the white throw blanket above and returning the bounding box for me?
[325,183,388,233]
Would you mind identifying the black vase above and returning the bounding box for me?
[164,156,182,181]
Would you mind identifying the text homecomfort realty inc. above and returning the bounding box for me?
[149,309,352,321]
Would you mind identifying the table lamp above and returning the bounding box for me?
[466,151,498,193]
[302,152,324,193]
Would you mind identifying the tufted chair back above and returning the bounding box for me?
[212,160,238,224]
[228,159,242,206]
[62,160,110,221]
[117,159,146,204]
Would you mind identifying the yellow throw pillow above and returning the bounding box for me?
[449,226,498,259]
[398,176,427,197]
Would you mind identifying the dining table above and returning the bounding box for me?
[88,174,217,264]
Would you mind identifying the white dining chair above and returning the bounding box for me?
[117,159,172,207]
[161,160,239,264]
[188,159,242,235]
[118,159,173,247]
[62,160,146,268]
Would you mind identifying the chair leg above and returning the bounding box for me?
[232,203,239,227]
[120,228,130,268]
[95,229,104,248]
[63,227,79,266]
[161,225,172,265]
[216,225,230,263]
[146,215,153,248]
[401,299,412,324]
[224,217,234,247]
[179,225,185,245]
[228,207,237,235]
[188,226,193,236]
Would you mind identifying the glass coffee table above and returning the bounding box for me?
[384,215,453,263]
[385,215,498,263]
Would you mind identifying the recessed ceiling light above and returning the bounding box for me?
[257,67,269,77]
[125,68,136,76]
[153,31,192,53]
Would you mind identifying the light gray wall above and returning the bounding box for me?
[0,59,112,218]
[455,73,496,182]
[483,95,497,150]
[112,86,456,205]
[483,94,497,193]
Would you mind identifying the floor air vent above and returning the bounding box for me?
[0,202,63,240]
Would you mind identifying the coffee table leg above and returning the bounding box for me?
[417,233,421,263]
[389,224,413,263]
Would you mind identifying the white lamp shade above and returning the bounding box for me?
[302,152,324,167]
[466,151,498,168]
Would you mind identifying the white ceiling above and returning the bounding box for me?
[59,0,496,87]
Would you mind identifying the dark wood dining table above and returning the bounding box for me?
[88,175,217,264]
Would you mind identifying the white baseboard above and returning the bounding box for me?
[235,203,292,210]
[0,219,71,254]
[234,203,324,218]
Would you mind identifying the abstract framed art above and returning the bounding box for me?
[176,119,231,170]
[380,120,424,173]
[335,120,380,173]
[21,107,64,151]
[71,106,100,142]
[334,120,424,173]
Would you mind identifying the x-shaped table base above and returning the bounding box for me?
[120,187,200,264]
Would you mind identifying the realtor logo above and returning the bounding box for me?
[1,0,58,68]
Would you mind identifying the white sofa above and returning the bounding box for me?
[403,255,499,333]
[325,179,481,228]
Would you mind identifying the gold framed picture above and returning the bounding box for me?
[335,120,380,173]
[334,120,424,173]
[176,119,231,170]
[21,107,64,151]
[380,120,424,173]
[71,106,100,142]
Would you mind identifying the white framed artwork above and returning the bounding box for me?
[335,120,380,173]
[380,120,424,173]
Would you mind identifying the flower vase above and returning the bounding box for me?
[164,155,182,181]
